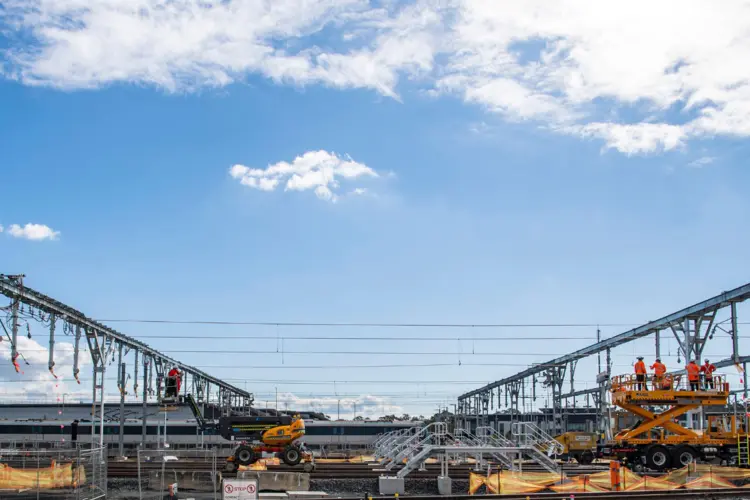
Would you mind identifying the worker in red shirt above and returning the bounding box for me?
[167,367,182,397]
[700,359,717,389]
[687,359,701,391]
[650,358,666,390]
[634,356,647,390]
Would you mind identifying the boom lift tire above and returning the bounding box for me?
[645,444,671,471]
[282,445,302,466]
[235,445,258,466]
[672,445,698,467]
[577,450,594,465]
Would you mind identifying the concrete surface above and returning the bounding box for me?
[238,471,310,492]
[287,491,329,500]
[378,476,405,495]
[437,476,452,496]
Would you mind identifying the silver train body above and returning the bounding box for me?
[0,404,421,456]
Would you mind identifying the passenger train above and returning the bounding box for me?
[0,403,421,456]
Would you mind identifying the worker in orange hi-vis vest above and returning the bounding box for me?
[686,359,701,391]
[700,359,717,389]
[650,358,666,390]
[634,356,647,390]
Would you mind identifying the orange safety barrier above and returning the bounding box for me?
[469,466,750,495]
[683,474,736,490]
[549,477,607,493]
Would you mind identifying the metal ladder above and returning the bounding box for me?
[738,434,750,467]
[511,422,563,473]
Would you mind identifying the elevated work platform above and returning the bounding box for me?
[611,373,729,405]
[610,373,735,445]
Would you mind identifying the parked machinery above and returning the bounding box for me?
[185,394,310,469]
[554,432,597,465]
[598,372,744,471]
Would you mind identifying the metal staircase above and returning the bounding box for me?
[384,423,448,470]
[453,428,515,470]
[373,427,417,462]
[511,422,563,473]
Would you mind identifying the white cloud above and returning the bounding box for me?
[260,392,404,419]
[4,0,750,154]
[0,336,90,402]
[6,223,60,241]
[688,156,717,168]
[569,122,688,155]
[230,150,378,202]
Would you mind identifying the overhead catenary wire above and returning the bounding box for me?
[93,318,638,327]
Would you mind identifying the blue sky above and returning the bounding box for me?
[1,0,750,418]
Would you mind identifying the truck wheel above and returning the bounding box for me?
[646,445,671,471]
[672,446,697,467]
[282,445,302,466]
[235,445,257,466]
[577,450,594,465]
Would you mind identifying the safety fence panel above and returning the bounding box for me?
[137,447,220,500]
[0,444,107,499]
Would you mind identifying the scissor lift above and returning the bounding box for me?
[600,372,746,470]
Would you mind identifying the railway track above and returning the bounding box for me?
[366,489,749,500]
[106,460,608,478]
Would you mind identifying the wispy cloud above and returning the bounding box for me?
[6,223,60,241]
[230,150,379,202]
[3,0,750,155]
[687,156,716,168]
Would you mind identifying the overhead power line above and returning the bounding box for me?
[122,334,599,341]
[95,318,635,328]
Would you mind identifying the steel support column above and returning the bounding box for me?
[142,357,149,445]
[732,302,740,362]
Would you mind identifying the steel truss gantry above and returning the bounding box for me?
[0,274,254,453]
[456,282,750,434]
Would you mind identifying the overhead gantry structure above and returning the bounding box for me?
[456,282,750,437]
[0,274,253,453]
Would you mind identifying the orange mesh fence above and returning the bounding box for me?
[469,467,746,495]
[488,473,547,494]
[623,476,680,491]
[587,467,640,490]
[549,477,607,493]
[469,472,486,495]
[683,474,736,490]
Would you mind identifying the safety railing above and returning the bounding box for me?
[454,428,515,470]
[373,427,418,461]
[611,372,728,393]
[383,422,448,470]
[511,422,562,473]
[137,448,219,500]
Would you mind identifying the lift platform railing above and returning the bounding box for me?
[611,373,728,393]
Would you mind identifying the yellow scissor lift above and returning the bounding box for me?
[601,372,748,470]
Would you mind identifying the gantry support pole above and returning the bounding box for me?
[732,302,740,362]
[655,329,661,360]
[142,357,149,446]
